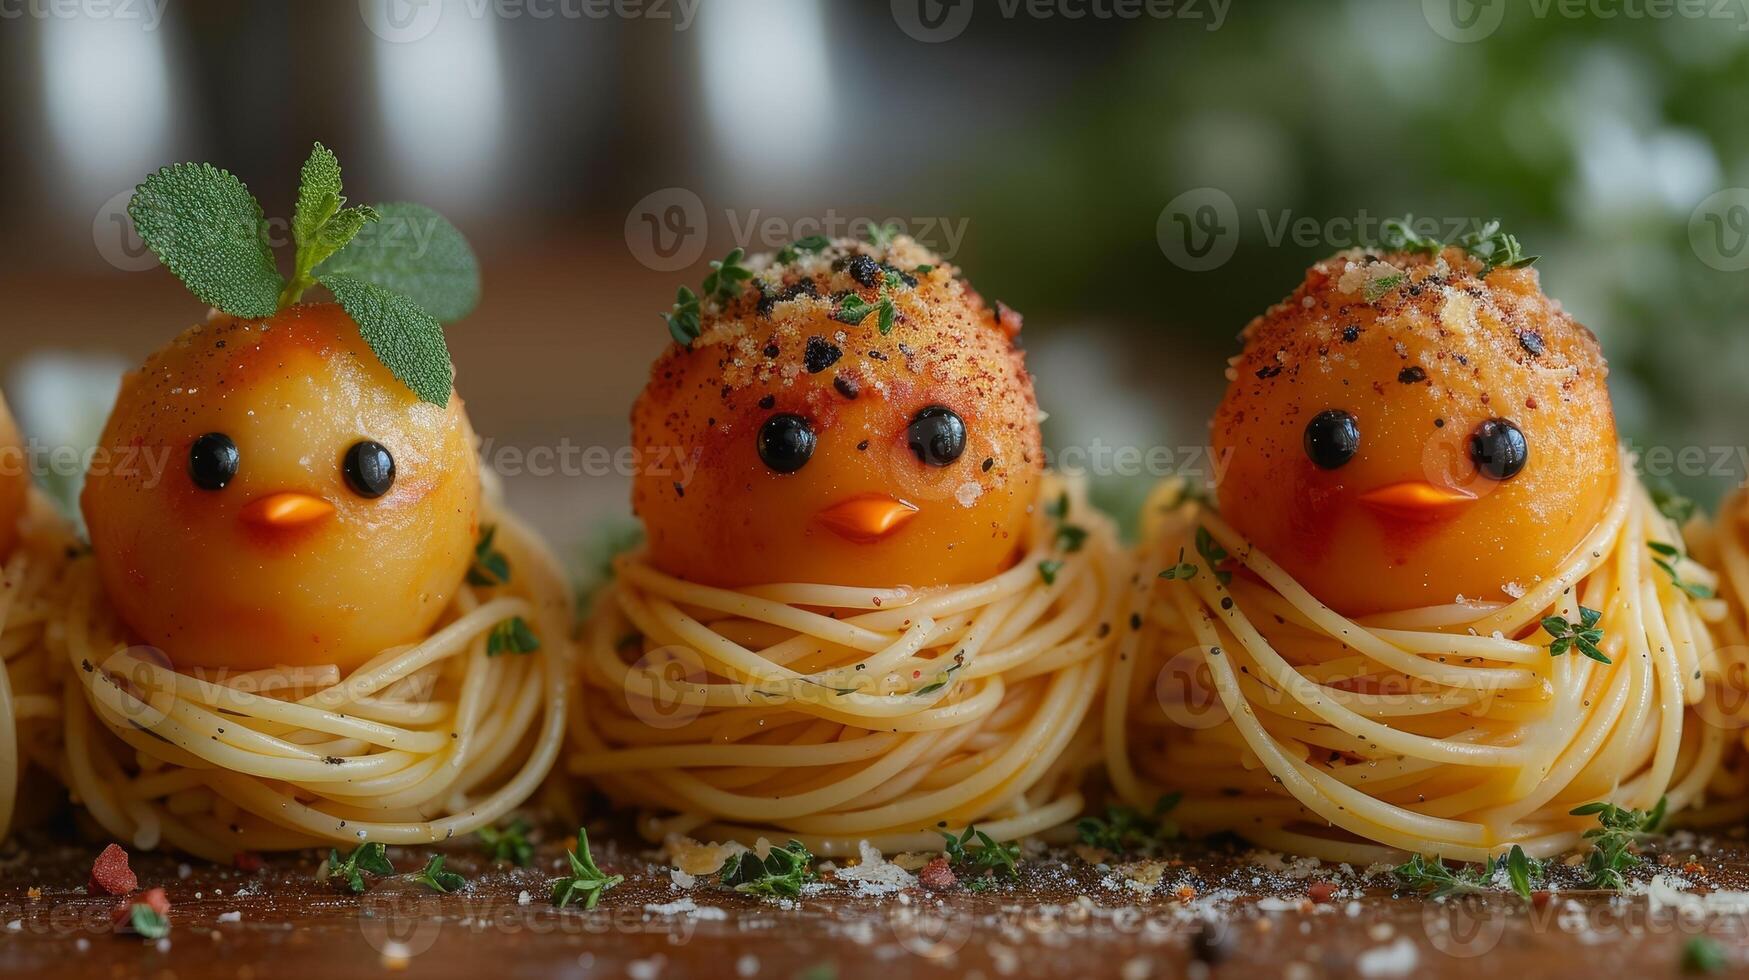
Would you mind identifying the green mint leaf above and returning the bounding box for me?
[319,273,453,406]
[292,143,343,253]
[316,202,481,322]
[128,162,283,318]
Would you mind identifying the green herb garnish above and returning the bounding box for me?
[1194,527,1233,586]
[467,524,512,587]
[719,840,816,898]
[939,826,1021,879]
[1056,524,1089,554]
[1652,484,1698,527]
[1650,542,1716,600]
[1542,606,1608,664]
[1683,936,1729,974]
[128,903,171,939]
[410,854,466,894]
[1377,216,1444,256]
[1159,547,1198,581]
[1570,797,1665,889]
[1456,220,1538,275]
[662,285,703,346]
[702,247,754,303]
[127,143,474,405]
[1363,271,1406,302]
[1076,793,1181,854]
[1371,216,1537,276]
[1392,845,1545,900]
[865,222,902,249]
[551,829,623,910]
[327,841,394,894]
[775,235,833,264]
[477,818,535,867]
[487,616,540,656]
[1037,559,1064,586]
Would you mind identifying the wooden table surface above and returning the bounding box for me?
[5,822,1749,980]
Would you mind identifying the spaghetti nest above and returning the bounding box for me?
[1106,451,1736,865]
[0,492,82,841]
[3,505,571,863]
[568,473,1126,856]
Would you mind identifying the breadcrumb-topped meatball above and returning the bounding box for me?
[632,236,1042,588]
[1212,246,1617,615]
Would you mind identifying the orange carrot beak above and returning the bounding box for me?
[240,492,335,529]
[815,494,919,543]
[1358,481,1476,520]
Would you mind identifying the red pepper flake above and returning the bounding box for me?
[233,851,265,873]
[88,843,138,896]
[112,887,171,934]
[1173,884,1198,903]
[1531,890,1553,910]
[1307,881,1337,904]
[918,858,956,891]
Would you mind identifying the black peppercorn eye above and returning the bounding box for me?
[757,414,816,474]
[1303,410,1360,470]
[343,440,397,498]
[906,406,967,467]
[1469,418,1528,481]
[188,432,240,491]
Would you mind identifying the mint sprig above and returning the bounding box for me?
[281,142,381,308]
[127,142,472,406]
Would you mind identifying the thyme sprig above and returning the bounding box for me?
[1076,793,1182,854]
[1392,845,1545,900]
[719,840,817,899]
[327,841,394,894]
[1650,542,1716,600]
[551,829,623,910]
[1570,796,1666,890]
[1542,606,1608,664]
[939,825,1021,880]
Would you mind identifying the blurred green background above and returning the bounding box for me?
[1,0,1746,552]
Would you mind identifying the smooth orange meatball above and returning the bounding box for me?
[632,238,1042,588]
[0,394,27,557]
[1213,248,1617,615]
[81,304,480,672]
